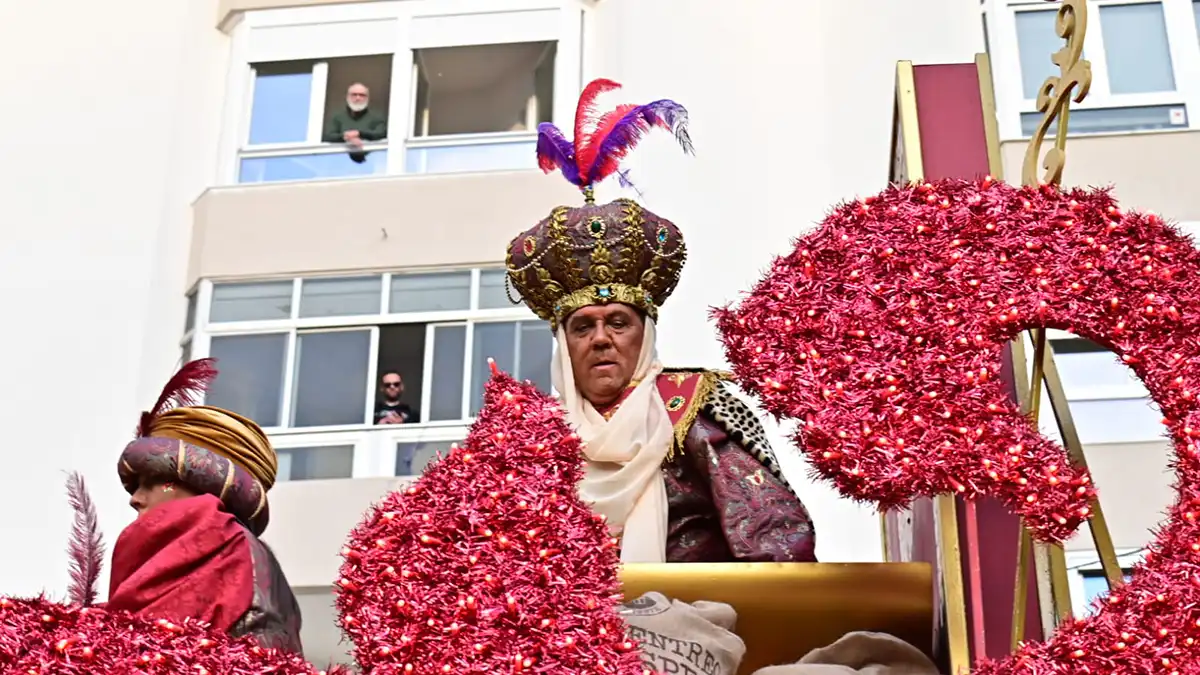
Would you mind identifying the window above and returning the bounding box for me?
[194,269,552,480]
[1066,549,1142,615]
[406,41,554,175]
[396,439,458,476]
[239,55,393,184]
[277,445,355,481]
[987,0,1200,138]
[180,289,200,368]
[1079,570,1133,609]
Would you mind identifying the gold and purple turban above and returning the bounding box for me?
[118,359,278,535]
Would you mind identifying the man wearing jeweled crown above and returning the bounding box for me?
[506,79,816,563]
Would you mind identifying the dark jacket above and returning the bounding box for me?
[323,106,388,143]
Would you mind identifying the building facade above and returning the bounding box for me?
[0,0,1192,665]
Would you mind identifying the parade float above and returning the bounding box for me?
[0,1,1189,673]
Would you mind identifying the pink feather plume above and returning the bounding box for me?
[65,472,105,607]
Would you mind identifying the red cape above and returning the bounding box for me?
[106,494,254,633]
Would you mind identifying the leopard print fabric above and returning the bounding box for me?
[701,380,796,495]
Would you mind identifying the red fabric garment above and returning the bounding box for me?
[107,494,254,633]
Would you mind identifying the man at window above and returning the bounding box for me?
[375,371,416,424]
[504,199,817,564]
[108,358,302,651]
[323,82,388,149]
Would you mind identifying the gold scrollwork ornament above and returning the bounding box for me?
[1021,0,1092,187]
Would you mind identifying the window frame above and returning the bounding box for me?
[216,0,588,185]
[190,268,551,480]
[985,0,1200,140]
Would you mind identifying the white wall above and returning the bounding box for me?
[0,0,228,597]
[589,0,986,562]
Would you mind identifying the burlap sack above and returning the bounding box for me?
[751,631,937,675]
[620,592,746,675]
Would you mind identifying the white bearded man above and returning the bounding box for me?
[504,80,817,564]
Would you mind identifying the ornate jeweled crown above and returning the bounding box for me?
[505,79,693,329]
[507,196,686,327]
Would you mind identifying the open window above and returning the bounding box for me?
[405,41,555,174]
[239,55,394,183]
[412,41,555,136]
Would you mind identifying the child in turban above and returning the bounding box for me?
[107,359,302,652]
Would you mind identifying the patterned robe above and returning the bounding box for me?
[603,369,817,562]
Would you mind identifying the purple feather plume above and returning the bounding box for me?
[584,99,693,186]
[535,122,583,186]
[66,472,105,607]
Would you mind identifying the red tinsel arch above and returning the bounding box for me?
[336,368,644,675]
[715,178,1200,673]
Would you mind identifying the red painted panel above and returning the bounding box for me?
[912,64,991,182]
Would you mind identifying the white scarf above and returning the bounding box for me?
[551,319,675,563]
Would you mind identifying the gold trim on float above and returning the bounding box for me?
[1027,333,1069,631]
[974,53,1005,179]
[895,61,925,181]
[936,495,970,674]
[881,59,925,566]
[1011,525,1032,651]
[1007,337,1060,636]
[1020,0,1092,188]
[879,511,891,561]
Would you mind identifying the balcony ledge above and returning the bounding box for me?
[188,168,582,286]
[218,0,390,31]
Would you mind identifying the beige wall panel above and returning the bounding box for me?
[1000,131,1200,223]
[189,170,581,283]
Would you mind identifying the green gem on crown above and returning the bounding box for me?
[590,218,605,234]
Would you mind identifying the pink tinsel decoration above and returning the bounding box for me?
[715,177,1200,673]
[0,596,339,674]
[336,366,644,675]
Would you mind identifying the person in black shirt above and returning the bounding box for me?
[375,371,416,424]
